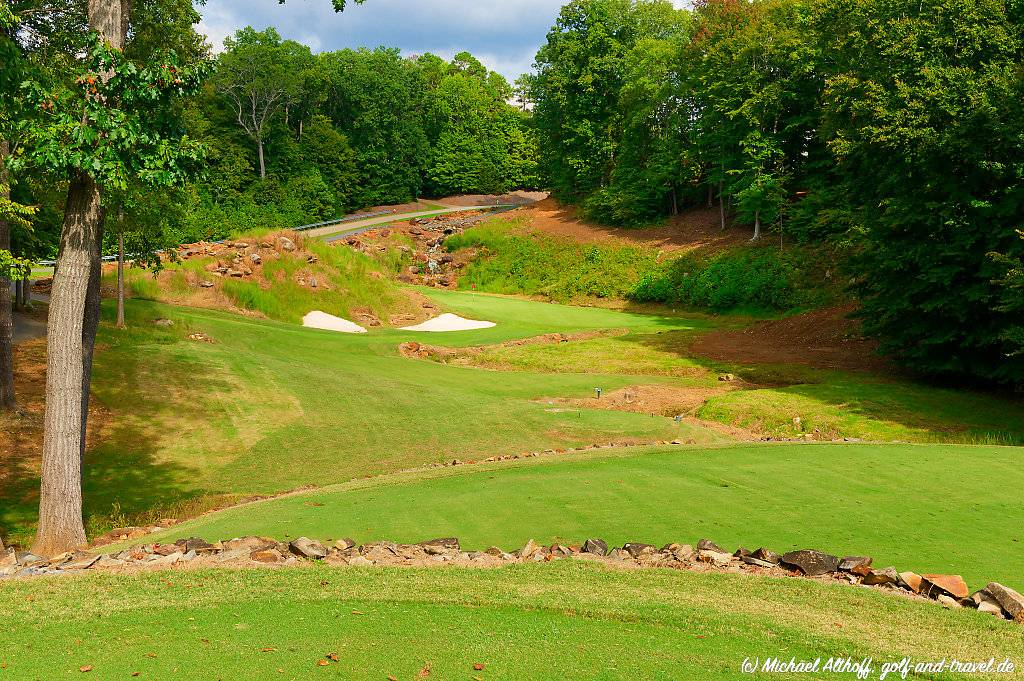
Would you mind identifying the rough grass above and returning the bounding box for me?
[107,235,410,325]
[1,562,1021,680]
[125,442,1024,588]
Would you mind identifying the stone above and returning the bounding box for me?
[937,594,961,609]
[215,549,251,563]
[733,546,752,558]
[199,280,214,288]
[153,544,180,557]
[781,550,840,576]
[697,550,733,567]
[672,544,695,562]
[985,583,1024,623]
[0,548,15,568]
[623,543,656,559]
[718,373,737,382]
[921,574,969,600]
[742,556,779,569]
[150,552,183,566]
[95,555,126,569]
[152,318,174,327]
[277,236,296,251]
[334,538,356,551]
[227,269,243,278]
[899,572,923,594]
[16,551,43,566]
[519,539,540,560]
[349,556,373,567]
[751,548,782,565]
[223,536,271,552]
[862,567,900,586]
[697,539,725,553]
[62,553,100,570]
[250,548,287,564]
[249,253,262,264]
[839,556,873,575]
[289,537,328,560]
[484,546,504,557]
[973,590,1009,619]
[181,538,218,554]
[419,538,460,555]
[581,538,608,556]
[181,550,198,561]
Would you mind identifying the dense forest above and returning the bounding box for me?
[6,21,540,258]
[525,0,1024,385]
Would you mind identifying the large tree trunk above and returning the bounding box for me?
[34,0,129,557]
[33,175,99,556]
[0,140,15,411]
[257,138,266,179]
[752,210,762,241]
[116,227,125,328]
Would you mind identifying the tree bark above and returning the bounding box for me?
[752,210,762,241]
[257,138,266,179]
[718,179,726,231]
[33,174,98,556]
[34,0,128,557]
[116,226,125,328]
[0,139,15,411]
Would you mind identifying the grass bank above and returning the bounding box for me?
[1,562,1020,680]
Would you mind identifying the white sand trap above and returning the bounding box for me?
[303,311,367,334]
[401,313,496,332]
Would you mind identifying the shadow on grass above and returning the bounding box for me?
[0,302,231,548]
[619,328,1024,444]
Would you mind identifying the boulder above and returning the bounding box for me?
[519,539,540,560]
[582,538,608,556]
[937,594,961,609]
[672,544,696,562]
[180,537,218,554]
[334,538,357,551]
[349,556,373,567]
[733,546,752,558]
[862,567,900,586]
[623,543,656,559]
[150,552,183,566]
[277,236,296,251]
[289,537,328,560]
[199,280,214,288]
[985,583,1024,623]
[972,590,1009,619]
[751,548,782,565]
[839,556,873,575]
[742,556,779,569]
[250,548,287,564]
[781,550,840,576]
[921,574,969,600]
[419,538,460,555]
[62,552,100,570]
[223,536,272,552]
[899,572,923,594]
[15,551,43,566]
[697,550,733,567]
[697,538,725,553]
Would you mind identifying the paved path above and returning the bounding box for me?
[305,204,514,240]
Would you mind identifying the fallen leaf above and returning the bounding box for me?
[145,653,157,658]
[388,676,398,681]
[473,663,485,671]
[261,648,276,653]
[317,659,330,667]
[351,610,365,615]
[79,666,93,673]
[132,673,140,678]
[418,663,431,677]
[327,653,339,662]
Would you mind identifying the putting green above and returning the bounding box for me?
[129,442,1023,589]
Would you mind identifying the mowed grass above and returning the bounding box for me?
[2,562,1022,680]
[130,443,1023,588]
[0,292,726,544]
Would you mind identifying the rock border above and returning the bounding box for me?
[3,536,1021,626]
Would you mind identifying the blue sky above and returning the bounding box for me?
[195,0,685,82]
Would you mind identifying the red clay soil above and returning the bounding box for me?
[690,305,890,373]
[505,198,751,254]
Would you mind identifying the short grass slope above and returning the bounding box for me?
[2,563,1021,680]
[134,443,1024,588]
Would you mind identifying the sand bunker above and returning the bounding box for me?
[401,313,496,332]
[302,311,368,334]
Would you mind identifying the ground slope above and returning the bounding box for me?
[1,562,1020,680]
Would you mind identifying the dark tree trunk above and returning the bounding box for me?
[33,174,98,556]
[718,178,726,231]
[34,0,129,557]
[116,227,125,328]
[0,140,14,411]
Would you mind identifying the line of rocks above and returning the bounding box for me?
[3,536,1021,625]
